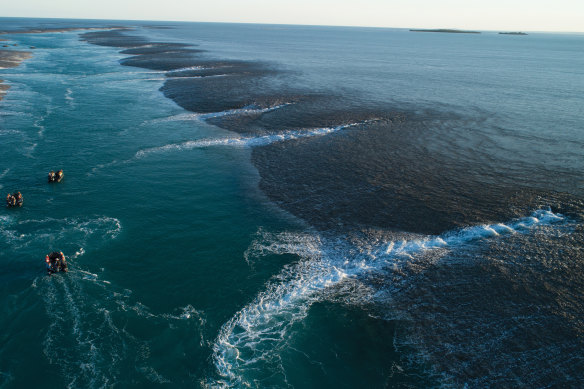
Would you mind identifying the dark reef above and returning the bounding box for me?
[81,29,576,236]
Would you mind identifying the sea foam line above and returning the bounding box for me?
[136,120,367,159]
[210,209,566,387]
[143,103,290,126]
[98,104,360,172]
[166,74,229,80]
[165,66,226,74]
[199,103,291,120]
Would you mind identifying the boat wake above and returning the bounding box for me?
[34,264,206,388]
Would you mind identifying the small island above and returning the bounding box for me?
[499,32,528,35]
[410,29,481,34]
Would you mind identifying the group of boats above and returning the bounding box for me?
[5,169,68,274]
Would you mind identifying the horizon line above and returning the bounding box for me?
[1,15,583,35]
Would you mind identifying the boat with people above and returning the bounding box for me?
[3,170,72,274]
[48,169,64,183]
[45,251,68,274]
[6,192,23,208]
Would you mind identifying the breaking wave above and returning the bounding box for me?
[210,209,567,387]
[136,121,369,158]
[142,103,291,126]
[165,65,215,74]
[166,74,228,80]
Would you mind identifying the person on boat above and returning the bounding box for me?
[57,251,68,272]
[15,192,22,206]
[6,193,15,207]
[48,170,56,182]
[57,170,63,180]
[45,255,56,274]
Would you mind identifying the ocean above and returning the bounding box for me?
[0,18,583,388]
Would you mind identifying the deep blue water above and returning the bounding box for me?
[1,18,583,388]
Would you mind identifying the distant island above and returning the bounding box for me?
[499,32,528,35]
[410,29,481,34]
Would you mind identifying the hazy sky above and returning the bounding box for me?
[3,0,584,32]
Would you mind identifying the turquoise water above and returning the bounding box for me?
[1,20,583,388]
[1,29,299,387]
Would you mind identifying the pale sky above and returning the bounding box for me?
[3,0,584,32]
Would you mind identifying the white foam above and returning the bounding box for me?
[143,103,290,126]
[64,87,76,109]
[0,129,22,136]
[33,105,53,137]
[24,142,37,157]
[166,74,228,80]
[0,216,122,250]
[65,88,74,101]
[211,209,566,386]
[199,104,291,120]
[143,112,201,125]
[88,159,121,176]
[135,121,365,159]
[0,110,34,118]
[166,65,215,73]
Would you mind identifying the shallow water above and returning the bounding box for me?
[1,19,583,388]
